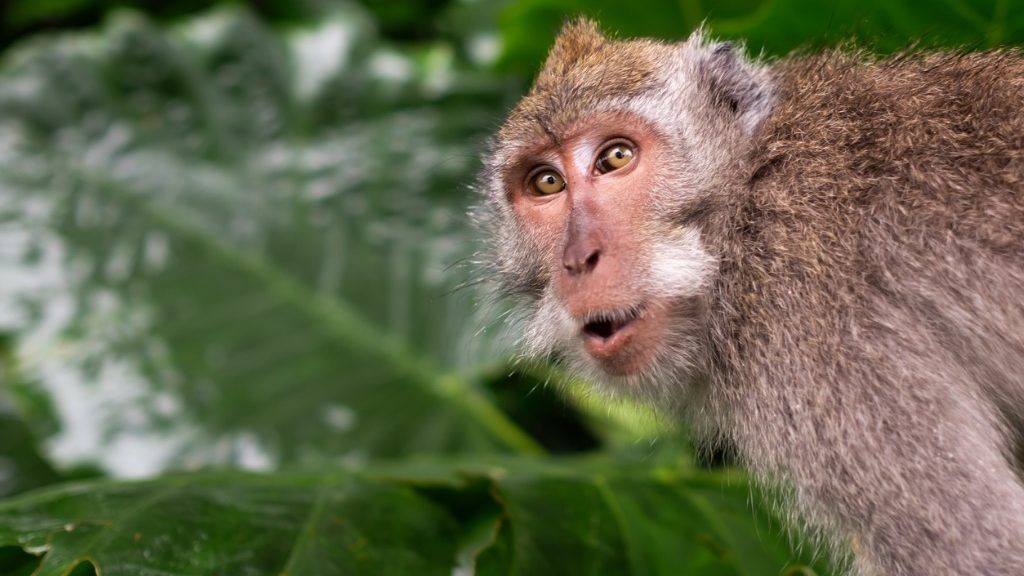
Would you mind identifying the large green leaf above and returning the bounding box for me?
[0,407,61,500]
[0,336,62,499]
[0,457,824,576]
[0,6,539,476]
[499,0,1024,74]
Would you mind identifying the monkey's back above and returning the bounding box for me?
[759,49,1024,255]
[713,48,1024,457]
[700,48,1024,573]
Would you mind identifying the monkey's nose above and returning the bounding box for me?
[563,246,601,276]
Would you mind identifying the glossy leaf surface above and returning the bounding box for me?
[0,7,534,476]
[0,458,822,576]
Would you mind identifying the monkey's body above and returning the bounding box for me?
[708,51,1024,574]
[479,22,1024,575]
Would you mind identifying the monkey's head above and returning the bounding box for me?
[476,19,772,400]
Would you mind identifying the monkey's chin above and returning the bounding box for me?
[580,305,663,376]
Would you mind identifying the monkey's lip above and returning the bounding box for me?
[580,305,646,358]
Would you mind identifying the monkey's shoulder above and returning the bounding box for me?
[764,49,1024,169]
[741,50,1024,253]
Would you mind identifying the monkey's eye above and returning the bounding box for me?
[530,169,566,195]
[595,143,635,174]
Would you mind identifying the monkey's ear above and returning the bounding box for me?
[541,17,608,77]
[693,38,771,134]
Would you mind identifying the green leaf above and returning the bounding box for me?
[0,458,826,576]
[0,336,62,499]
[498,0,761,73]
[3,0,97,29]
[0,6,537,476]
[0,474,459,576]
[498,0,1024,75]
[0,408,61,499]
[0,545,41,576]
[0,407,61,498]
[714,0,1024,56]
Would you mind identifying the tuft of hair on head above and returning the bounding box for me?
[540,17,609,78]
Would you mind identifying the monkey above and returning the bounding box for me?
[473,18,1024,575]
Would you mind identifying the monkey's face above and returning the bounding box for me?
[476,19,768,398]
[491,110,716,391]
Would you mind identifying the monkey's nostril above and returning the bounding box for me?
[563,248,601,276]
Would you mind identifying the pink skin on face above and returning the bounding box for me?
[508,112,672,376]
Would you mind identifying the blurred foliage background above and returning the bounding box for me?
[0,0,1020,574]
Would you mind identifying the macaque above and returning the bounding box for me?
[474,19,1024,575]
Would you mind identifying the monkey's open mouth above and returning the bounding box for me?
[581,305,646,344]
[579,302,662,374]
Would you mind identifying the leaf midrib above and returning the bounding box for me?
[67,166,542,455]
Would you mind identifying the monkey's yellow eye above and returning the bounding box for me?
[531,170,566,195]
[596,143,635,173]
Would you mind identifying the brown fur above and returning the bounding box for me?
[709,49,1024,574]
[498,20,673,150]
[478,20,1024,575]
